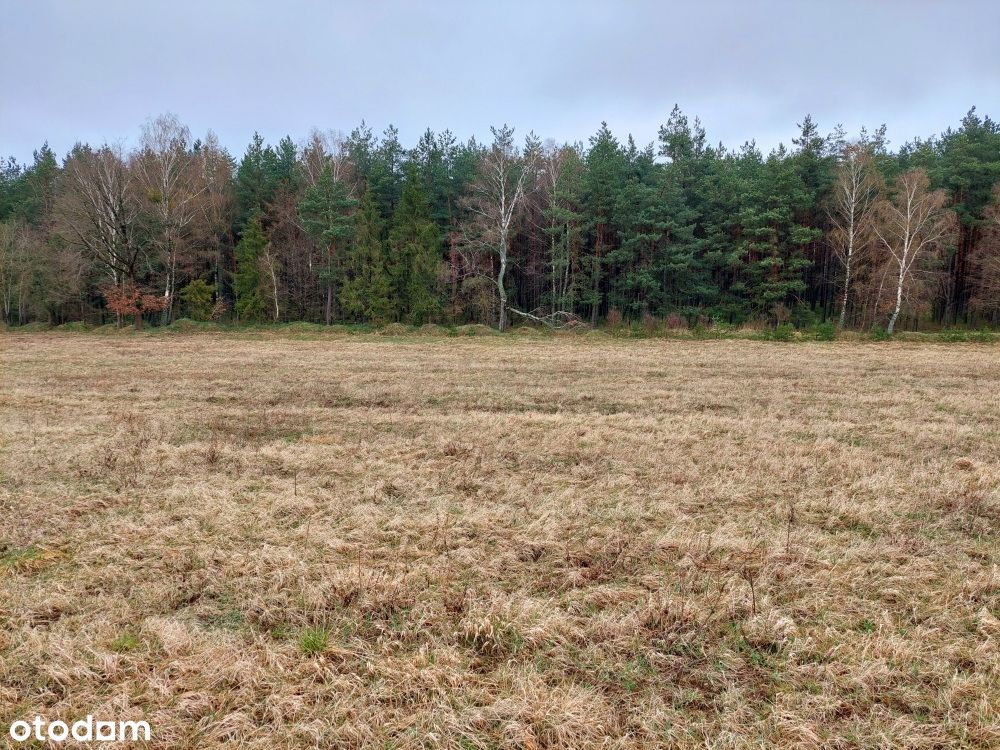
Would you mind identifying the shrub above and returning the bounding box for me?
[105,283,167,330]
[768,323,795,342]
[691,321,710,339]
[179,279,216,321]
[814,321,837,341]
[871,326,892,341]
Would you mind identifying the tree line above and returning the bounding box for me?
[1,107,998,332]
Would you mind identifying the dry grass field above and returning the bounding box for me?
[1,332,998,749]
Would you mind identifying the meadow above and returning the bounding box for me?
[1,331,998,749]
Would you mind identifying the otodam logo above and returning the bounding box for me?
[8,716,151,743]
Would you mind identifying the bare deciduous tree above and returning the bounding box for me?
[57,144,145,325]
[828,144,879,328]
[137,114,209,322]
[463,125,537,330]
[0,220,30,324]
[196,131,235,302]
[301,129,353,189]
[872,169,954,334]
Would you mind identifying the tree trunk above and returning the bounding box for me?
[838,213,856,329]
[590,244,600,326]
[266,251,280,322]
[497,246,508,331]
[324,243,337,325]
[887,267,904,335]
[838,262,851,329]
[449,232,459,301]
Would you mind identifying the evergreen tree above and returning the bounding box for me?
[234,133,277,232]
[542,145,585,315]
[234,213,267,320]
[349,123,405,230]
[410,129,452,227]
[611,170,665,316]
[298,165,357,324]
[272,136,300,196]
[739,145,814,322]
[926,109,1000,323]
[654,165,707,314]
[389,166,441,323]
[341,188,392,323]
[790,115,836,316]
[0,157,17,221]
[11,144,58,225]
[582,123,627,323]
[2,107,998,332]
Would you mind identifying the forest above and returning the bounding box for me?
[1,106,998,333]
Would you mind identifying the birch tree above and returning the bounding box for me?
[302,129,353,189]
[873,169,953,334]
[828,144,879,328]
[137,114,208,322]
[464,125,536,330]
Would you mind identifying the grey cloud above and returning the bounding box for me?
[1,0,997,162]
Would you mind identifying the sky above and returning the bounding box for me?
[2,0,998,164]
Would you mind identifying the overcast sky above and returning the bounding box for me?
[2,0,998,163]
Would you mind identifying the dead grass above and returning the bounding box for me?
[1,332,998,748]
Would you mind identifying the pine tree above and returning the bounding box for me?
[654,166,707,315]
[739,145,814,323]
[542,145,585,315]
[234,213,267,321]
[235,133,277,232]
[390,166,441,324]
[298,165,357,324]
[272,136,300,196]
[611,171,664,316]
[655,106,718,317]
[696,145,747,322]
[349,124,404,230]
[341,188,392,323]
[790,115,836,317]
[928,109,1000,323]
[582,123,627,323]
